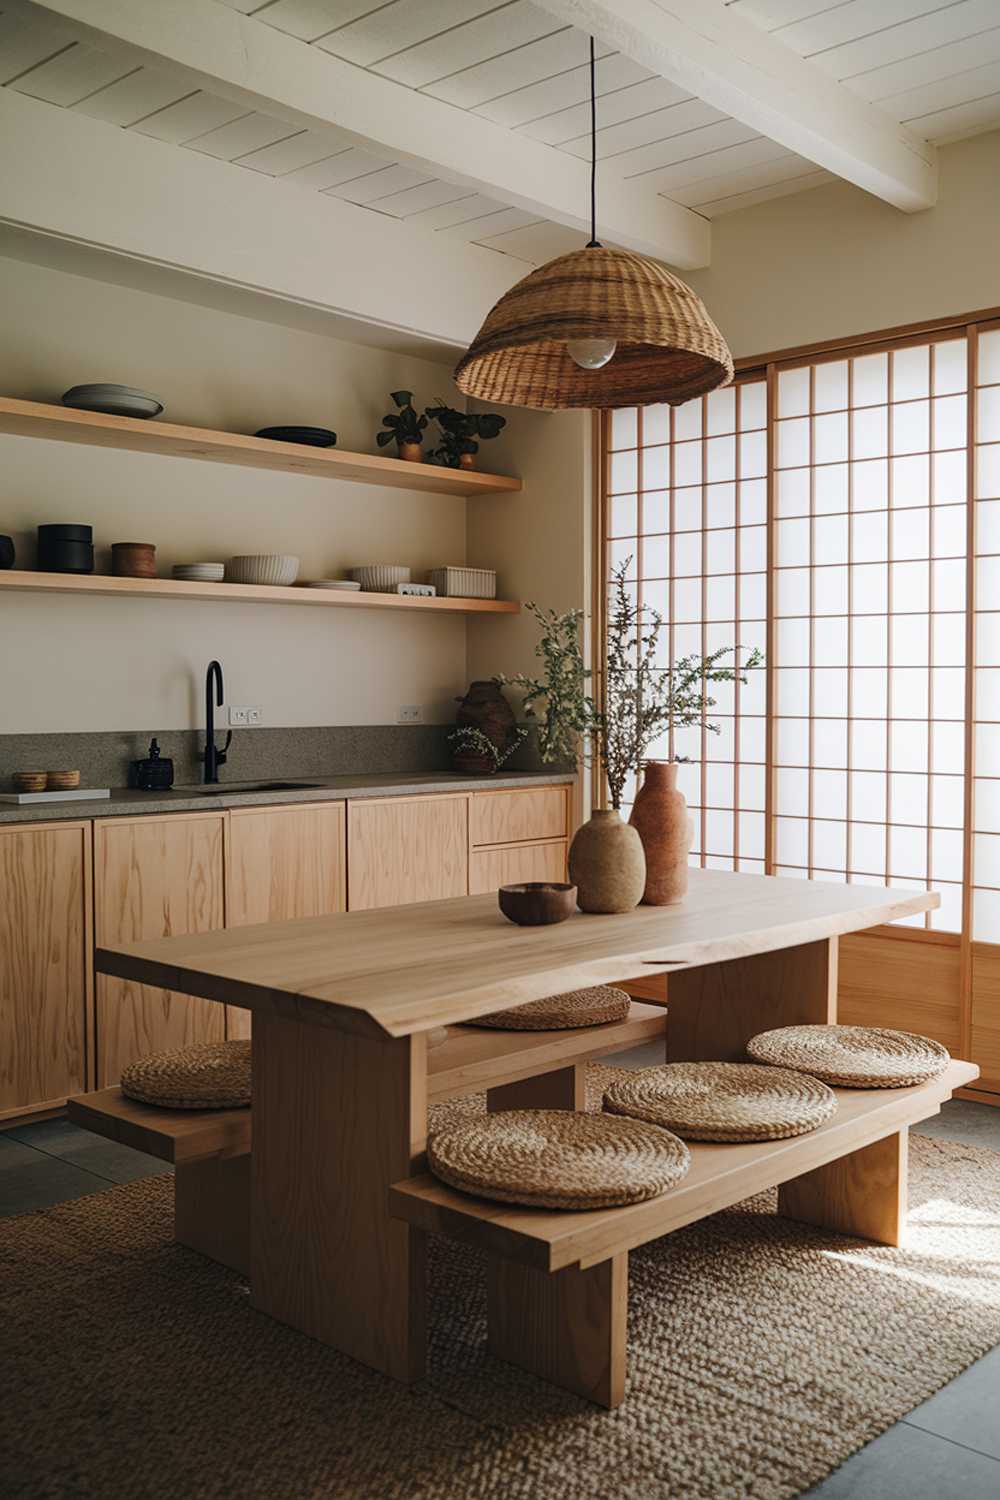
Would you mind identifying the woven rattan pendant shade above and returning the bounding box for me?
[453,246,734,410]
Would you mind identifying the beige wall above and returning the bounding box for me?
[684,129,1000,361]
[0,254,473,732]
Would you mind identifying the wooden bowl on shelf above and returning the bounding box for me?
[498,882,577,927]
[46,770,80,790]
[12,771,47,793]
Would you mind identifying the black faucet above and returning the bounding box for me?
[202,659,232,784]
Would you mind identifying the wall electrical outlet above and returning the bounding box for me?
[228,707,262,727]
[397,705,423,724]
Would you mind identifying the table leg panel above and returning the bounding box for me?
[250,1013,428,1383]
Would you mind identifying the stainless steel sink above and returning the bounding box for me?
[182,781,326,795]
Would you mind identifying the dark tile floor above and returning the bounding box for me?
[2,1077,998,1499]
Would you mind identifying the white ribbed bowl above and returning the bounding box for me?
[226,554,300,586]
[349,564,411,593]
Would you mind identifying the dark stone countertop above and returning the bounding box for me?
[0,770,576,825]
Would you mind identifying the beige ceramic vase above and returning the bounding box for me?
[568,809,646,914]
[629,761,691,905]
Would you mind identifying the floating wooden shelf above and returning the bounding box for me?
[0,570,519,614]
[0,397,522,497]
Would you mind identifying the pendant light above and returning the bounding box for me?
[454,39,733,411]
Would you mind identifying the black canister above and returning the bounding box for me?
[37,523,94,574]
[0,535,14,569]
[132,738,174,791]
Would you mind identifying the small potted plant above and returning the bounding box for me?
[376,391,428,462]
[425,401,506,470]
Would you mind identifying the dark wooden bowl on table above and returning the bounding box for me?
[498,882,577,926]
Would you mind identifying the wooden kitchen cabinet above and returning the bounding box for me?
[225,802,347,1039]
[94,813,226,1086]
[0,821,92,1119]
[971,946,1000,1094]
[470,840,568,894]
[348,795,468,910]
[470,786,569,847]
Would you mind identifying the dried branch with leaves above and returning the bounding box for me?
[500,559,763,811]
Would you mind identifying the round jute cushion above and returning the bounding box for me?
[746,1025,950,1089]
[603,1062,837,1142]
[463,984,630,1031]
[427,1108,690,1210]
[120,1041,251,1110]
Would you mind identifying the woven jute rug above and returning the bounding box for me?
[3,1064,999,1500]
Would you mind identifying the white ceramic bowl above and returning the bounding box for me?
[226,554,300,586]
[173,563,225,581]
[349,564,411,593]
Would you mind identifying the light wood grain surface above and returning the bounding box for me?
[0,396,521,497]
[0,821,92,1115]
[470,786,569,846]
[67,1085,250,1164]
[392,1060,978,1273]
[96,868,939,1039]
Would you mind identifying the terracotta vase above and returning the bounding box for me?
[568,809,646,914]
[629,761,691,905]
[629,762,692,900]
[398,441,423,463]
[452,680,517,775]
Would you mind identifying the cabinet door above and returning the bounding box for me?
[225,802,347,1039]
[470,841,568,895]
[0,821,91,1118]
[348,796,468,911]
[94,814,225,1086]
[471,787,569,847]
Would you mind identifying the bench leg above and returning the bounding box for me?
[665,937,838,1062]
[175,1153,251,1275]
[778,1129,909,1247]
[487,1062,585,1112]
[486,1252,627,1408]
[250,1013,428,1384]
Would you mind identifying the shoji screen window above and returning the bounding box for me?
[605,378,768,870]
[974,323,1000,941]
[772,338,967,930]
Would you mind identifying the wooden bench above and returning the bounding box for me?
[68,1088,252,1275]
[66,1001,668,1275]
[391,1058,979,1409]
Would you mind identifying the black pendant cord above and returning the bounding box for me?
[587,34,601,248]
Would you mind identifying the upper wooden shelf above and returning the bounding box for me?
[0,570,519,615]
[0,397,522,497]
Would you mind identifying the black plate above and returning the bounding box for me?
[255,426,337,447]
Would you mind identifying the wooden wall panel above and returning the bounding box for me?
[348,795,468,911]
[0,821,91,1117]
[469,840,567,895]
[971,946,1000,1093]
[94,814,226,1085]
[838,933,962,1054]
[470,787,569,848]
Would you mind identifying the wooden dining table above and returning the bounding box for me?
[96,867,937,1387]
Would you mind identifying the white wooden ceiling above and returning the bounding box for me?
[1,0,998,268]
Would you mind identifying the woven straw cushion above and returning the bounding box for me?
[428,1108,690,1210]
[604,1062,837,1142]
[464,985,630,1031]
[120,1041,251,1110]
[747,1025,950,1089]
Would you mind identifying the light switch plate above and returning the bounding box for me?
[397,705,423,723]
[228,706,262,726]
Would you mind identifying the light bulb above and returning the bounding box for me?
[566,337,617,370]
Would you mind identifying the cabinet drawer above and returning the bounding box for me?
[470,841,567,895]
[471,787,569,847]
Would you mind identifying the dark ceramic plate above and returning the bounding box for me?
[256,426,337,447]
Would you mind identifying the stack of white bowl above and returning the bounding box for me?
[226,555,300,586]
[172,563,225,582]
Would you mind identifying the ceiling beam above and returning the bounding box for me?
[534,0,937,213]
[28,0,710,267]
[0,89,525,353]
